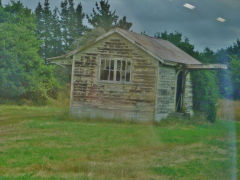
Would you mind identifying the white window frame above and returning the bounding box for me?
[98,57,132,83]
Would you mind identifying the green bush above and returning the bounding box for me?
[229,56,240,99]
[0,2,58,105]
[191,70,219,122]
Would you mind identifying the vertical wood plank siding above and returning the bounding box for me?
[156,65,177,120]
[183,73,193,115]
[70,33,158,121]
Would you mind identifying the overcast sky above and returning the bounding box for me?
[2,0,240,51]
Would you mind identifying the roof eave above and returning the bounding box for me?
[186,64,228,70]
[47,28,201,67]
[47,55,66,61]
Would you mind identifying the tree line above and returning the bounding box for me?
[0,0,239,122]
[35,0,132,59]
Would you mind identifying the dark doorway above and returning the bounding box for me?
[176,71,184,112]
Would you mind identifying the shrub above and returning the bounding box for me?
[191,70,219,122]
[0,2,58,105]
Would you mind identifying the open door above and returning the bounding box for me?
[176,71,184,112]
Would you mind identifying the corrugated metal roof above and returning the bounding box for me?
[116,28,201,65]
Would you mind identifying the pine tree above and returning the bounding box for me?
[76,3,86,37]
[35,0,87,56]
[51,8,63,57]
[42,0,53,59]
[59,0,86,51]
[35,2,44,57]
[117,16,132,30]
[35,0,54,59]
[68,0,77,46]
[87,0,118,31]
[60,0,69,51]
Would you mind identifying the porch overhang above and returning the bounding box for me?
[186,64,227,70]
[47,55,72,67]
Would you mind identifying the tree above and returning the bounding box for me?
[201,48,217,63]
[117,16,132,30]
[0,1,57,104]
[35,0,54,59]
[35,2,44,56]
[60,0,69,51]
[228,40,240,57]
[67,0,86,49]
[35,0,87,58]
[66,0,76,46]
[59,0,86,52]
[76,3,87,37]
[87,0,118,31]
[192,51,219,122]
[51,8,63,57]
[229,57,240,99]
[42,0,53,59]
[216,40,240,99]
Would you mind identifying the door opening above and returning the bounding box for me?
[176,71,184,112]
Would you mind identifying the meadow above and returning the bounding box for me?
[0,105,239,179]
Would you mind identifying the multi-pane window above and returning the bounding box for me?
[99,59,131,82]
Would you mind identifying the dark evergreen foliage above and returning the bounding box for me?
[117,16,132,30]
[87,0,132,31]
[60,0,69,51]
[51,8,63,57]
[35,0,86,58]
[87,0,118,31]
[192,50,219,122]
[216,40,240,99]
[34,0,132,59]
[42,0,53,59]
[75,3,87,40]
[229,56,240,99]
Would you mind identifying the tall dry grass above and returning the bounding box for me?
[47,84,70,108]
[217,99,240,121]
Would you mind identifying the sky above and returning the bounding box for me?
[2,0,240,51]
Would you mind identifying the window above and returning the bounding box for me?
[99,59,131,82]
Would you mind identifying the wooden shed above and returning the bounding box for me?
[48,28,227,121]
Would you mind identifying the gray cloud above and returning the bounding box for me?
[2,0,240,51]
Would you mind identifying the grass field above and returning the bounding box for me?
[0,106,239,179]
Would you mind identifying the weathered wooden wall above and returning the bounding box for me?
[69,32,194,121]
[70,33,158,121]
[156,65,177,120]
[156,68,194,121]
[183,73,193,115]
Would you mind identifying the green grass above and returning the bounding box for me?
[0,106,239,179]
